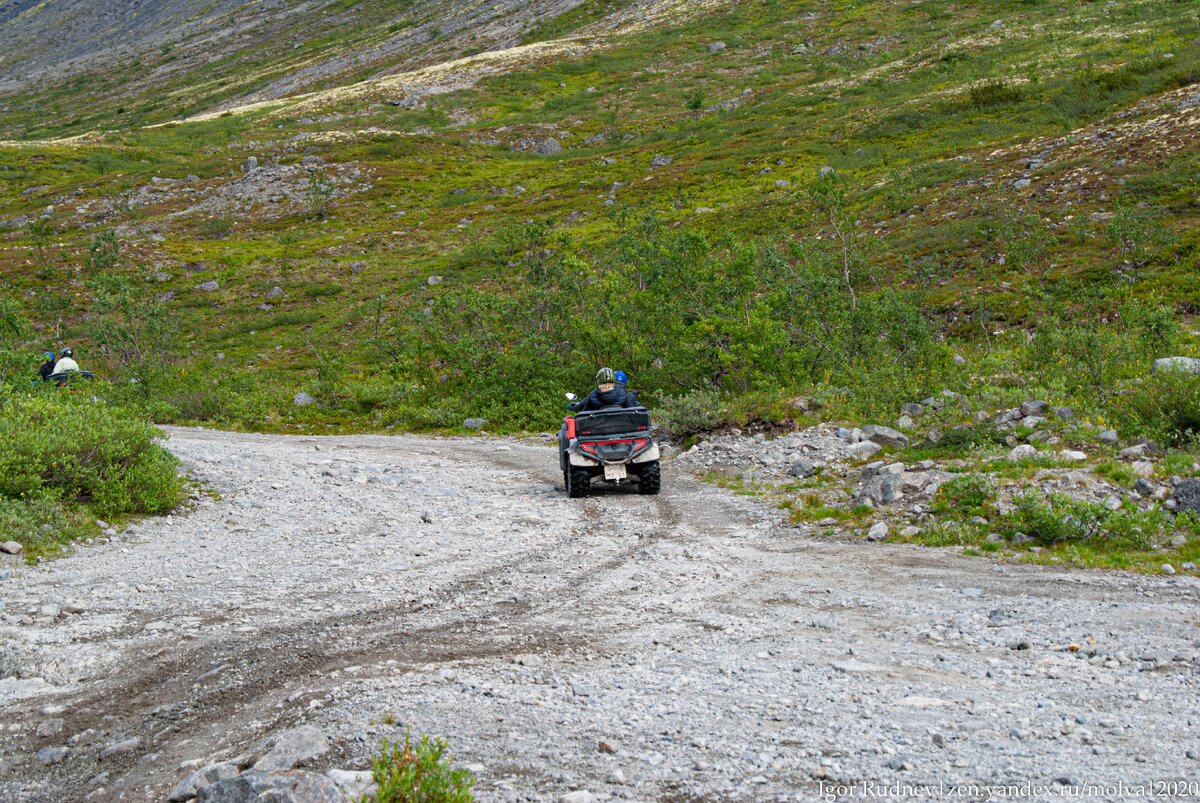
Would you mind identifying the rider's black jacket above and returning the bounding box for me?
[577,385,639,412]
[38,361,55,382]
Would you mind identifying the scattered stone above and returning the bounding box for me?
[1134,478,1155,497]
[1119,444,1148,460]
[426,275,443,286]
[901,402,924,417]
[650,154,673,168]
[862,424,909,449]
[36,719,64,738]
[850,441,882,461]
[253,726,330,772]
[100,738,140,759]
[1020,400,1049,417]
[196,770,339,802]
[1014,178,1031,190]
[463,417,486,429]
[1,540,23,555]
[293,392,315,407]
[169,763,240,802]
[196,280,219,292]
[706,41,727,54]
[265,286,284,300]
[324,769,375,800]
[1132,460,1155,478]
[899,526,920,538]
[818,165,835,178]
[788,459,815,478]
[1051,406,1074,420]
[1170,534,1188,548]
[896,415,915,430]
[1152,357,1200,374]
[1060,450,1087,461]
[37,746,68,765]
[598,740,619,754]
[1162,564,1176,575]
[536,138,563,156]
[242,156,258,173]
[517,654,544,668]
[1173,478,1200,514]
[1099,429,1119,446]
[866,522,889,541]
[1008,444,1037,460]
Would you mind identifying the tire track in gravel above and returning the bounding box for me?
[0,431,742,801]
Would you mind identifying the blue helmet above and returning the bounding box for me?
[614,370,628,384]
[43,352,55,360]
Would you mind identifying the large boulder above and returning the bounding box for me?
[1173,478,1200,515]
[253,726,329,772]
[1153,357,1200,374]
[861,424,909,449]
[169,763,239,802]
[197,771,339,803]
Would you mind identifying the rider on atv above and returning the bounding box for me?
[575,367,639,412]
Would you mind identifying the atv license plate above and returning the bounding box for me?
[604,464,627,481]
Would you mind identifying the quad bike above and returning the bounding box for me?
[558,395,661,497]
[47,370,95,391]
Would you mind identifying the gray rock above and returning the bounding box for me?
[650,154,673,168]
[1134,478,1155,497]
[1162,564,1177,575]
[1014,178,1031,190]
[37,746,68,765]
[861,473,903,505]
[324,769,375,800]
[900,526,921,537]
[1020,400,1048,417]
[293,392,315,407]
[818,165,835,178]
[953,353,968,366]
[196,280,219,292]
[706,41,727,54]
[36,718,64,738]
[1173,478,1200,515]
[536,138,563,156]
[788,459,815,478]
[862,424,909,449]
[850,441,882,461]
[1119,444,1148,460]
[896,415,915,430]
[197,771,339,803]
[0,541,22,555]
[463,417,487,429]
[901,402,924,417]
[265,286,285,300]
[866,522,889,541]
[1170,534,1188,548]
[1099,429,1119,446]
[1153,357,1200,374]
[1008,444,1037,460]
[242,156,258,173]
[100,737,139,759]
[1051,406,1074,420]
[169,763,239,801]
[253,726,329,771]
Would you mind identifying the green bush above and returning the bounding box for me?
[0,394,185,519]
[1111,370,1200,446]
[1002,493,1166,550]
[371,731,474,803]
[654,389,724,437]
[935,474,994,516]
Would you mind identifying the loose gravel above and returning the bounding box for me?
[0,426,1198,801]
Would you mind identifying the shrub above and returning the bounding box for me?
[654,389,724,437]
[1111,369,1200,446]
[935,474,994,516]
[965,80,1026,109]
[1002,493,1165,550]
[371,731,474,803]
[0,394,185,519]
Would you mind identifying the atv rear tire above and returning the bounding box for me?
[638,461,661,495]
[567,466,591,498]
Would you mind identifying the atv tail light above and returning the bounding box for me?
[633,439,648,451]
[580,442,599,454]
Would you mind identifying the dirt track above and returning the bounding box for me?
[0,427,1198,801]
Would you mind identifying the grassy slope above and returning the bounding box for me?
[0,0,1197,426]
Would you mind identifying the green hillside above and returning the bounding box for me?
[2,0,1199,434]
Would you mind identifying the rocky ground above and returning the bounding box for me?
[0,426,1199,802]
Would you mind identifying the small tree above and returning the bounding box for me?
[306,171,335,219]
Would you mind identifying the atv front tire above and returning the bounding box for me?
[567,466,591,498]
[638,461,661,495]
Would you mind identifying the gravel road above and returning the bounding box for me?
[1,426,1198,801]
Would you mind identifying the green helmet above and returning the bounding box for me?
[595,367,616,388]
